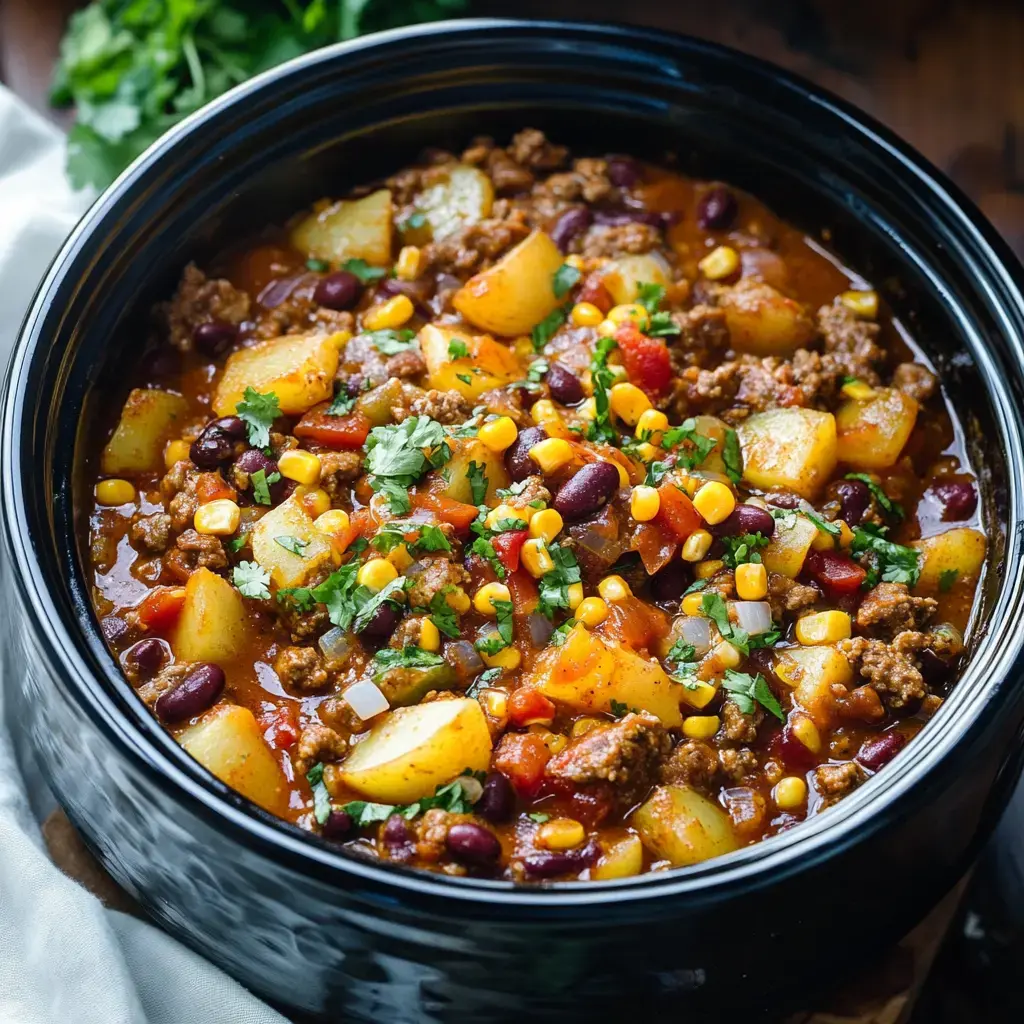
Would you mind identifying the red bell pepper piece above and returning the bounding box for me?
[508,688,556,728]
[410,492,480,532]
[616,322,673,396]
[492,732,552,798]
[294,402,371,449]
[136,587,186,633]
[656,483,701,541]
[492,529,528,573]
[195,472,237,504]
[806,549,867,595]
[260,706,299,750]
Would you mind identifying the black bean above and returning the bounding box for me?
[592,209,664,228]
[546,363,584,406]
[650,562,691,604]
[322,810,353,840]
[919,647,957,686]
[856,731,907,772]
[697,186,738,231]
[550,206,592,252]
[606,156,641,188]
[834,479,871,526]
[934,480,978,520]
[193,320,238,357]
[553,462,621,520]
[100,615,129,644]
[359,603,400,639]
[521,850,581,878]
[125,638,166,677]
[710,504,776,539]
[505,426,546,482]
[476,772,516,824]
[155,663,225,723]
[234,448,278,477]
[445,823,502,866]
[211,415,247,439]
[190,419,240,469]
[313,271,362,311]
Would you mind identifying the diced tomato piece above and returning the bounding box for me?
[506,569,539,614]
[410,491,479,531]
[656,483,701,541]
[806,549,867,595]
[508,688,556,728]
[260,705,299,750]
[616,323,673,396]
[577,274,613,313]
[493,529,528,573]
[294,402,371,449]
[136,587,186,633]
[600,595,670,650]
[195,472,237,504]
[631,519,678,575]
[492,733,552,798]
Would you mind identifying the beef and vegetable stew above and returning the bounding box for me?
[88,130,986,881]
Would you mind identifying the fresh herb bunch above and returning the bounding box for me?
[52,0,468,190]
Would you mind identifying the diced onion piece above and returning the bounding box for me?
[528,612,555,648]
[456,774,484,804]
[677,616,713,657]
[342,680,390,721]
[318,627,352,666]
[446,640,485,678]
[732,601,773,635]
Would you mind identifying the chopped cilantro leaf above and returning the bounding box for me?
[468,535,506,580]
[327,387,357,416]
[531,305,567,352]
[845,472,904,521]
[851,524,921,587]
[373,646,445,676]
[527,812,551,824]
[448,339,469,359]
[276,586,315,612]
[475,599,514,654]
[527,357,549,383]
[722,429,743,485]
[306,258,330,272]
[586,335,619,445]
[341,258,387,283]
[609,699,629,718]
[467,461,488,505]
[803,509,842,537]
[352,577,407,634]
[721,669,784,721]
[720,532,769,569]
[456,373,472,385]
[371,521,452,556]
[427,591,461,638]
[496,480,529,500]
[648,310,681,337]
[309,562,362,631]
[636,281,666,313]
[306,763,333,826]
[645,460,671,486]
[939,568,959,593]
[275,535,309,556]
[250,468,280,506]
[537,543,582,619]
[365,416,449,515]
[553,263,581,299]
[235,388,280,449]
[367,328,416,355]
[549,620,576,646]
[340,777,479,829]
[662,418,718,469]
[228,533,248,553]
[666,638,697,665]
[701,591,750,655]
[684,578,710,596]
[233,560,271,600]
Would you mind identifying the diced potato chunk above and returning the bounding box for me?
[528,624,684,727]
[601,253,671,306]
[405,164,494,242]
[913,528,986,591]
[101,388,189,475]
[454,229,565,337]
[835,388,919,470]
[690,414,730,476]
[739,408,837,499]
[439,436,510,505]
[632,785,738,866]
[716,279,815,355]
[171,567,249,663]
[761,513,819,578]
[418,324,522,400]
[337,699,492,804]
[290,188,393,267]
[250,496,334,588]
[213,332,341,417]
[180,705,287,815]
[774,645,853,726]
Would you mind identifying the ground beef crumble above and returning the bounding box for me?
[162,263,250,352]
[165,529,228,579]
[660,739,719,796]
[768,573,820,622]
[294,723,348,776]
[817,301,884,384]
[838,631,934,710]
[131,512,173,554]
[318,451,363,504]
[815,761,866,806]
[856,582,937,639]
[275,646,329,692]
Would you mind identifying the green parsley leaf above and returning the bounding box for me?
[549,621,576,646]
[666,638,697,665]
[721,669,784,722]
[228,533,249,553]
[939,568,959,593]
[310,562,362,631]
[468,668,503,693]
[531,305,567,352]
[373,646,445,675]
[341,258,387,283]
[701,591,750,655]
[250,468,280,506]
[851,524,922,587]
[233,560,271,600]
[720,532,770,569]
[367,328,416,355]
[455,373,472,385]
[306,763,332,826]
[352,577,407,634]
[609,699,629,718]
[722,429,743,485]
[645,460,671,486]
[427,591,460,638]
[467,461,488,505]
[236,388,280,448]
[327,387,357,416]
[662,418,718,469]
[768,507,799,528]
[803,510,842,537]
[585,336,620,445]
[365,416,449,514]
[448,339,469,359]
[276,586,316,612]
[553,263,581,299]
[683,578,710,596]
[306,258,330,272]
[636,281,666,313]
[496,480,529,500]
[474,599,514,655]
[371,521,452,556]
[648,310,681,337]
[340,775,481,829]
[845,472,905,521]
[537,543,582,619]
[275,535,309,556]
[527,812,552,824]
[468,535,506,580]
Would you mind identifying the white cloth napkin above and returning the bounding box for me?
[0,85,287,1024]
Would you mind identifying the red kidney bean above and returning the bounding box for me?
[767,491,801,511]
[934,480,978,520]
[546,363,584,405]
[376,275,432,311]
[697,186,738,230]
[313,270,362,310]
[235,448,278,477]
[193,320,238,357]
[381,814,415,861]
[553,462,621,520]
[476,772,516,823]
[592,209,665,229]
[322,810,353,840]
[709,504,776,539]
[445,823,502,866]
[505,426,547,482]
[919,647,957,686]
[124,638,167,677]
[359,603,400,638]
[834,479,871,525]
[606,156,641,188]
[577,838,602,868]
[770,723,818,772]
[100,615,128,644]
[522,850,580,878]
[155,663,225,723]
[856,731,907,771]
[551,206,592,252]
[651,562,691,603]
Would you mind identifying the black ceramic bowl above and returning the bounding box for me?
[4,19,1024,1022]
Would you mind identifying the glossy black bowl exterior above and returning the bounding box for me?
[4,19,1024,1022]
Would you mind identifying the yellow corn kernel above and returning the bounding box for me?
[681,593,706,617]
[630,484,661,522]
[513,336,535,361]
[572,717,603,738]
[478,416,518,452]
[795,610,852,646]
[300,488,331,519]
[530,726,568,754]
[592,834,644,880]
[529,508,563,544]
[486,503,529,531]
[529,437,574,473]
[635,408,669,443]
[163,439,191,468]
[677,474,700,498]
[314,508,350,539]
[840,379,876,401]
[735,562,768,601]
[474,581,512,616]
[698,245,740,280]
[193,498,240,535]
[387,543,414,572]
[790,715,822,754]
[607,303,649,329]
[578,397,597,420]
[278,449,322,487]
[481,642,521,671]
[597,318,618,337]
[479,688,509,722]
[567,582,585,611]
[362,294,414,331]
[836,520,855,549]
[632,441,660,462]
[609,382,652,425]
[680,679,718,709]
[419,617,441,653]
[773,657,799,688]
[774,776,808,811]
[606,363,628,383]
[693,480,736,525]
[571,301,604,327]
[681,529,713,562]
[683,715,721,740]
[612,461,630,488]
[695,559,725,579]
[395,245,424,281]
[536,818,585,850]
[326,329,352,351]
[530,399,562,425]
[95,479,136,506]
[840,289,879,319]
[810,525,835,551]
[357,558,399,591]
[521,538,555,579]
[576,596,610,628]
[709,639,742,671]
[445,587,471,614]
[597,575,632,603]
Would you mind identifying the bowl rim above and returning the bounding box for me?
[5,16,1024,910]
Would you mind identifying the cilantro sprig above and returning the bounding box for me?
[236,388,280,449]
[367,329,416,355]
[339,775,481,829]
[373,646,445,676]
[721,670,784,721]
[233,560,271,600]
[537,543,582,619]
[364,416,449,514]
[661,418,717,470]
[851,524,921,587]
[475,600,515,655]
